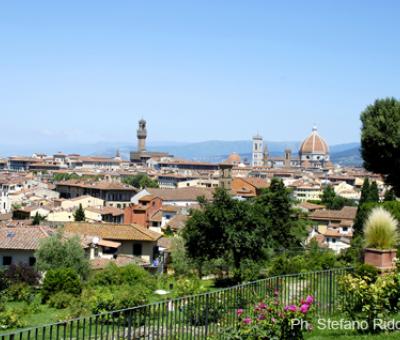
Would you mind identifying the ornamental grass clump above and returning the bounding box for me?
[364,207,398,249]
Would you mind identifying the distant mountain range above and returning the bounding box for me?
[0,140,363,167]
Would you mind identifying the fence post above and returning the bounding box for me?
[329,270,333,314]
[205,293,210,338]
[127,310,132,340]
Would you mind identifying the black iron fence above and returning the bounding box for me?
[1,267,352,340]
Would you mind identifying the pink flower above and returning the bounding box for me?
[258,314,266,320]
[274,289,279,297]
[305,296,314,305]
[271,317,276,323]
[237,309,244,316]
[300,304,309,314]
[285,305,298,312]
[243,317,252,324]
[258,302,267,309]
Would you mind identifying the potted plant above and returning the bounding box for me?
[364,207,398,270]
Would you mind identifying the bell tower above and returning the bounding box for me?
[137,119,147,152]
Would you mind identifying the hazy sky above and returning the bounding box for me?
[1,0,400,148]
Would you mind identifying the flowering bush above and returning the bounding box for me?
[338,272,400,332]
[221,292,314,339]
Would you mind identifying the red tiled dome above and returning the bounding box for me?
[299,127,329,155]
[226,152,241,164]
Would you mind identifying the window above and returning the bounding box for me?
[3,256,12,266]
[342,227,348,232]
[29,257,36,266]
[103,247,117,255]
[133,243,143,256]
[153,246,159,259]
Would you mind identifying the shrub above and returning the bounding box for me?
[89,264,156,290]
[339,272,400,332]
[173,277,207,297]
[48,292,77,309]
[6,283,34,302]
[0,308,26,330]
[35,231,90,279]
[220,294,314,339]
[364,207,398,249]
[354,264,379,283]
[42,268,82,301]
[0,270,9,293]
[4,264,41,286]
[81,284,151,314]
[185,298,225,326]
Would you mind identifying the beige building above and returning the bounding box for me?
[55,195,104,210]
[64,222,162,265]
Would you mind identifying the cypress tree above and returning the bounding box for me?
[359,178,370,206]
[384,188,396,202]
[74,204,85,222]
[368,181,380,203]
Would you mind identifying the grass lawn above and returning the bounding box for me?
[4,302,70,333]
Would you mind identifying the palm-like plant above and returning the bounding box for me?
[364,207,398,249]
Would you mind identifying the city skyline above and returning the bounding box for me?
[2,1,400,148]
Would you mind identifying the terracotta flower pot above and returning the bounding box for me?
[364,248,397,270]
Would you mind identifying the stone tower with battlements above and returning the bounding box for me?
[137,119,147,152]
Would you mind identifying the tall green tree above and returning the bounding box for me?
[321,185,336,208]
[255,178,307,249]
[35,231,89,278]
[354,180,380,235]
[359,178,370,206]
[368,181,380,203]
[74,204,85,222]
[182,188,270,281]
[360,97,400,196]
[384,188,396,202]
[32,212,44,225]
[321,185,355,210]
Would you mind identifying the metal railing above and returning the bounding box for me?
[1,267,352,340]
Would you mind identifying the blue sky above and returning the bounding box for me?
[1,0,400,149]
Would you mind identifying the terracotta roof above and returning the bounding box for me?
[157,236,172,250]
[85,206,124,216]
[310,206,357,221]
[139,195,157,202]
[0,213,12,222]
[166,215,188,231]
[64,222,162,242]
[56,180,137,191]
[0,226,52,250]
[240,177,269,189]
[299,127,329,155]
[150,211,163,222]
[97,239,121,248]
[146,187,214,202]
[297,202,325,211]
[161,205,181,212]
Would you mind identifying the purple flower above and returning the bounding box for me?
[305,296,314,305]
[237,309,244,316]
[258,314,266,320]
[300,304,309,314]
[285,305,298,312]
[243,317,252,324]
